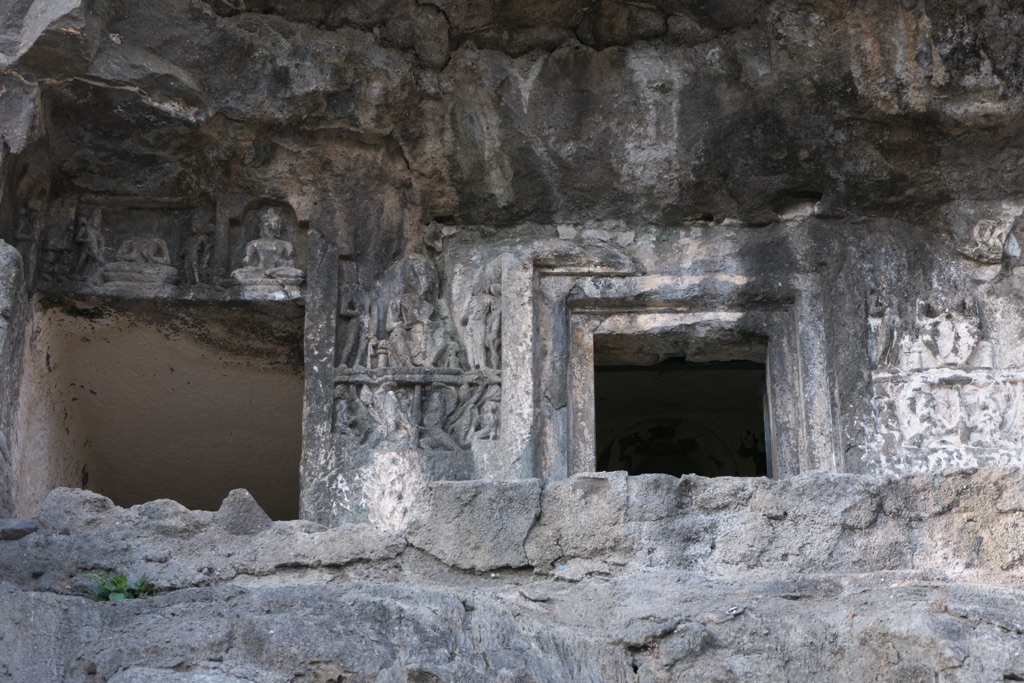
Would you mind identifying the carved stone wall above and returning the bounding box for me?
[7,0,1024,527]
[300,247,505,527]
[865,292,1024,473]
[10,3,1024,678]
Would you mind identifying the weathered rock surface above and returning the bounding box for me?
[407,479,541,570]
[214,487,273,535]
[3,473,1024,681]
[7,0,1024,233]
[0,241,26,518]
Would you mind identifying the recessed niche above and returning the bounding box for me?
[594,358,769,477]
[14,295,304,519]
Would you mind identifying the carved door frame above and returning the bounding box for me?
[534,271,843,480]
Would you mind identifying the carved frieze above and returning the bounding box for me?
[867,294,1018,471]
[868,295,991,372]
[331,253,502,453]
[871,370,1024,468]
[34,197,307,301]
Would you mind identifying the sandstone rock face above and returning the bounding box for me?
[214,487,273,535]
[407,479,542,570]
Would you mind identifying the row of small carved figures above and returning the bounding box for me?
[332,379,500,451]
[37,210,303,289]
[333,366,501,385]
[37,234,216,287]
[874,378,1024,449]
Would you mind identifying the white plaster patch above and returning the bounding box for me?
[360,449,427,532]
[12,302,303,518]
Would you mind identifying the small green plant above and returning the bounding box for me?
[84,572,153,601]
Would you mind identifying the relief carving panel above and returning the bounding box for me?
[331,253,502,454]
[35,197,306,301]
[867,294,1022,471]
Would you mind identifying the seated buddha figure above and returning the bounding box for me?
[102,237,178,285]
[231,205,304,298]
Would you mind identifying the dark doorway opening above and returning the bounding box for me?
[595,358,769,477]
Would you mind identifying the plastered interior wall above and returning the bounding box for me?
[12,299,84,515]
[13,297,304,519]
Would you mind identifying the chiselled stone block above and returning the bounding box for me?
[407,479,541,571]
[38,488,117,534]
[525,472,631,569]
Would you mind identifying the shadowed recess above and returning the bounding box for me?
[16,296,303,519]
[595,358,768,477]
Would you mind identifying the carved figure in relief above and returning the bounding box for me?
[460,258,503,370]
[485,282,502,369]
[332,385,377,443]
[356,385,381,445]
[183,221,213,285]
[914,298,981,368]
[963,382,1024,449]
[897,385,944,448]
[419,389,460,451]
[387,294,437,367]
[103,237,179,285]
[963,384,1008,448]
[384,256,448,368]
[442,340,463,369]
[13,203,37,242]
[356,254,450,369]
[461,292,494,369]
[332,395,353,437]
[896,336,924,372]
[892,297,985,371]
[867,289,901,370]
[232,205,304,289]
[443,383,482,449]
[473,393,501,440]
[72,208,105,281]
[368,385,415,449]
[337,282,367,368]
[960,218,1013,264]
[116,238,171,265]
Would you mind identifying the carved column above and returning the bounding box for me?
[298,230,339,523]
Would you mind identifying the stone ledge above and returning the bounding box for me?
[6,467,1024,597]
